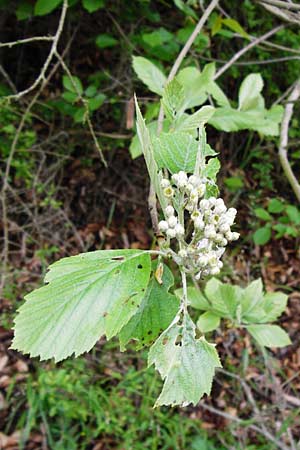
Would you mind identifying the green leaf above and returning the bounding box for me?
[63,75,83,95]
[238,74,264,111]
[34,0,62,16]
[148,314,221,406]
[16,1,33,20]
[130,120,170,159]
[142,27,173,48]
[119,263,179,350]
[88,93,106,111]
[73,107,86,123]
[240,279,264,322]
[247,324,291,348]
[262,292,288,323]
[197,311,220,333]
[82,0,104,13]
[176,106,215,132]
[207,81,230,107]
[253,226,271,245]
[132,56,166,96]
[62,91,78,103]
[268,198,284,214]
[222,18,249,39]
[286,205,300,225]
[176,64,215,109]
[211,15,223,36]
[203,157,220,182]
[204,278,241,319]
[162,78,185,120]
[153,132,198,174]
[95,34,118,49]
[134,96,167,210]
[12,250,151,362]
[173,0,198,19]
[254,208,272,221]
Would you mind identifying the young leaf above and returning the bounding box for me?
[148,314,221,407]
[268,198,284,214]
[162,78,185,120]
[119,263,179,350]
[130,120,169,159]
[176,106,215,132]
[204,278,241,319]
[176,65,215,109]
[34,0,62,16]
[240,278,265,322]
[197,311,220,333]
[222,18,249,39]
[254,208,272,221]
[153,132,198,174]
[253,226,271,245]
[63,75,83,95]
[238,74,264,111]
[261,292,288,323]
[134,96,167,210]
[203,157,220,182]
[82,0,105,13]
[95,34,118,49]
[207,81,230,107]
[178,286,211,310]
[247,324,291,348]
[132,56,166,96]
[12,250,151,362]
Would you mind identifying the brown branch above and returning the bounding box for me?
[278,80,300,203]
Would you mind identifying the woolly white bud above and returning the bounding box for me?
[191,210,201,221]
[167,216,177,228]
[208,197,217,207]
[225,231,233,241]
[200,199,210,210]
[161,178,170,188]
[231,232,240,241]
[198,255,208,267]
[217,260,223,269]
[166,228,176,238]
[190,189,198,203]
[171,174,179,183]
[194,218,205,230]
[176,171,188,188]
[178,249,188,258]
[215,204,227,215]
[188,175,200,187]
[227,207,237,217]
[158,220,168,232]
[197,184,206,197]
[175,224,185,237]
[215,198,225,208]
[219,223,230,233]
[165,205,174,217]
[210,266,220,275]
[197,238,209,249]
[204,225,217,239]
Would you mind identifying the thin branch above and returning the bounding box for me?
[200,54,300,66]
[4,1,68,100]
[214,25,284,80]
[0,35,54,49]
[278,80,300,203]
[257,0,300,10]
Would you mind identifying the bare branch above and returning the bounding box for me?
[0,35,54,49]
[4,1,68,100]
[278,80,300,203]
[257,0,300,10]
[214,25,284,80]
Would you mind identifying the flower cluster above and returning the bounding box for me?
[158,171,239,278]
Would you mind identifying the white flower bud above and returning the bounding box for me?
[177,171,188,188]
[158,220,168,232]
[197,183,206,197]
[204,225,217,239]
[166,228,176,238]
[191,210,201,221]
[198,255,208,267]
[200,199,210,210]
[190,188,198,203]
[171,174,179,184]
[215,198,225,208]
[185,183,194,192]
[161,178,170,188]
[165,205,174,217]
[168,216,177,228]
[217,260,223,269]
[215,204,227,215]
[194,218,205,230]
[215,233,224,244]
[227,207,237,217]
[178,249,188,258]
[210,266,220,275]
[188,175,200,187]
[197,238,209,249]
[218,238,228,248]
[219,223,230,233]
[163,186,174,198]
[208,197,217,207]
[231,232,240,241]
[175,224,185,237]
[225,231,233,241]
